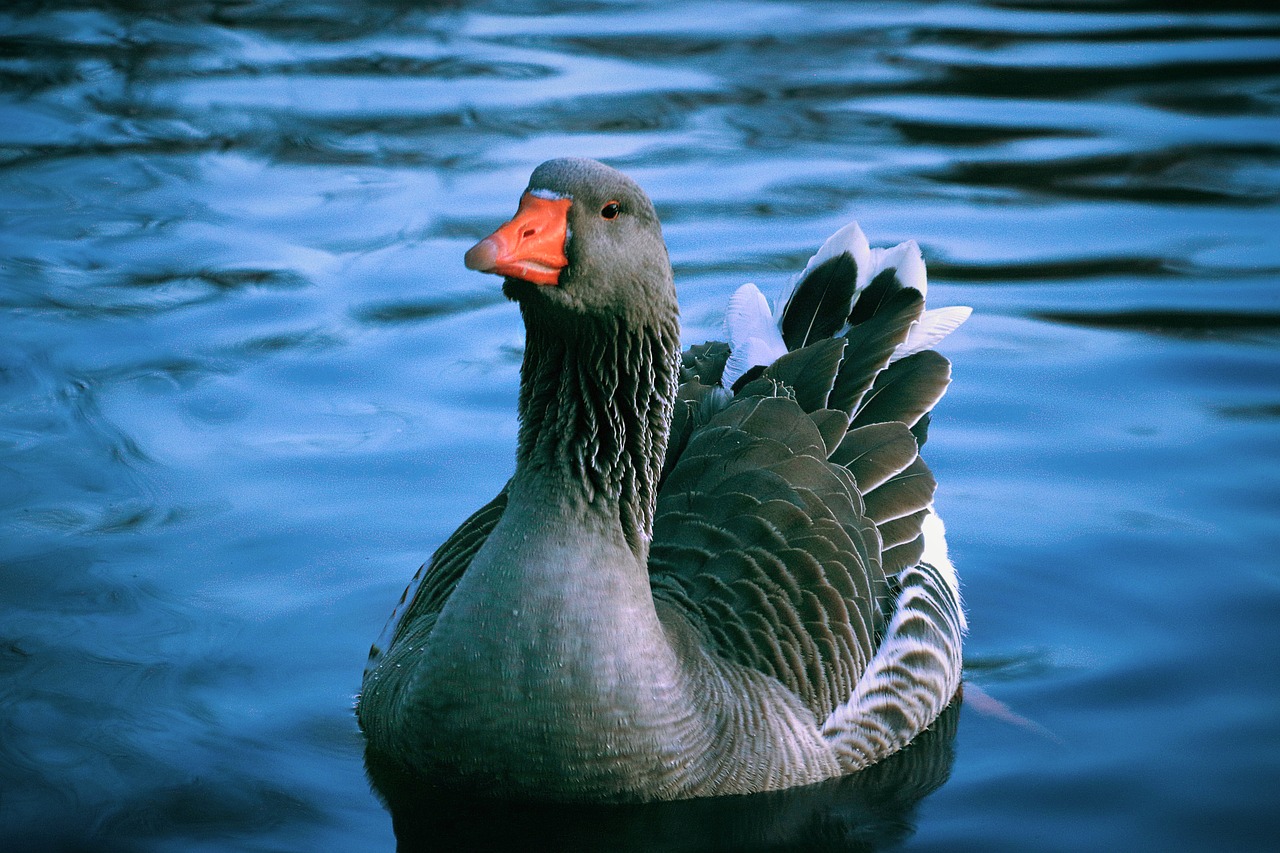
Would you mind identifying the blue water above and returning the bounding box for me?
[2,2,1278,850]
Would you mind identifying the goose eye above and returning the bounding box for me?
[600,201,621,220]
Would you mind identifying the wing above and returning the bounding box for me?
[650,388,885,717]
[362,485,509,682]
[650,225,967,737]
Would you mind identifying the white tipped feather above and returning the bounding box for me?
[723,283,787,387]
[890,306,972,363]
[725,282,777,343]
[864,239,927,296]
[801,220,871,281]
[724,223,964,384]
[775,221,872,323]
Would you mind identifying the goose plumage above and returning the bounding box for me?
[358,158,968,803]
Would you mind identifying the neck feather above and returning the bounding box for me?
[515,303,680,554]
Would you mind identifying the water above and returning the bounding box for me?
[2,1,1277,850]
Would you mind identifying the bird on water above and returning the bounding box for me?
[358,157,969,803]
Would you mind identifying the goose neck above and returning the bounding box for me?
[514,304,680,555]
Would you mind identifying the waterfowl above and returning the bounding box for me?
[358,158,969,803]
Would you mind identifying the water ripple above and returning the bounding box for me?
[1033,308,1280,339]
[1,1,1278,850]
[352,290,507,326]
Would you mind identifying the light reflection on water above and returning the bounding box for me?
[1,1,1278,850]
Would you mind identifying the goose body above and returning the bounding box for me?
[358,158,968,803]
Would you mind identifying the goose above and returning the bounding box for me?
[357,157,970,803]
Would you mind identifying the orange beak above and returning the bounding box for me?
[464,193,571,286]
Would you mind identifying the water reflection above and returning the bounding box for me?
[371,700,961,853]
[1034,308,1280,340]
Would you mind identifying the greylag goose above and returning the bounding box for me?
[358,158,969,803]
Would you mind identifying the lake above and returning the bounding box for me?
[2,1,1278,850]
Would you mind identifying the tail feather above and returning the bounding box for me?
[828,287,923,415]
[847,265,909,327]
[776,220,870,315]
[780,254,859,350]
[892,306,972,364]
[723,283,787,388]
[864,239,927,298]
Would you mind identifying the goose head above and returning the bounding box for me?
[465,158,677,328]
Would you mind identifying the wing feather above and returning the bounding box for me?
[363,487,508,680]
[653,220,967,764]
